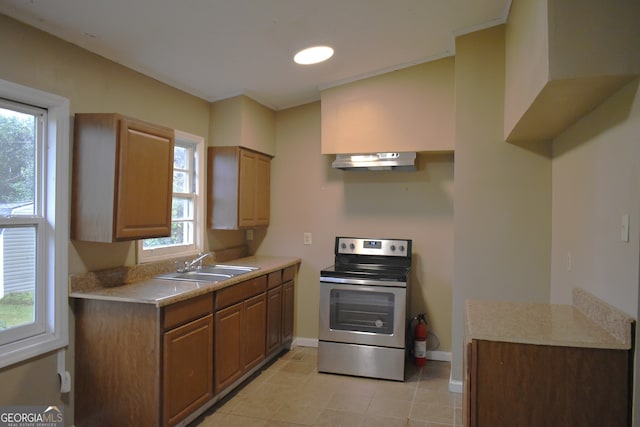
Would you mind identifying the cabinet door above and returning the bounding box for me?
[243,292,267,371]
[266,286,283,354]
[116,117,174,240]
[238,149,257,227]
[163,315,213,427]
[254,153,270,226]
[282,280,294,343]
[214,302,243,393]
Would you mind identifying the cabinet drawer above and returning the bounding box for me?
[163,294,213,330]
[267,270,282,289]
[282,265,296,282]
[215,275,267,310]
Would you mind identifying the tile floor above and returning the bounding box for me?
[191,346,463,427]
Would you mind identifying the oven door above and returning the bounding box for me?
[319,279,406,348]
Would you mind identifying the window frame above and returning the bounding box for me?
[136,130,205,263]
[0,78,70,369]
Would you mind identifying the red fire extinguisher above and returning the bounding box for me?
[413,314,428,367]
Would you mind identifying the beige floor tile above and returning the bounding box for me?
[312,408,365,427]
[270,402,324,425]
[191,347,459,427]
[367,396,412,419]
[325,391,372,413]
[227,394,283,420]
[410,401,455,424]
[361,413,410,427]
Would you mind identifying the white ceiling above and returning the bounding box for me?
[0,0,510,110]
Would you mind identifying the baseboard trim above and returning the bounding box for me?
[449,377,463,394]
[426,350,451,362]
[293,337,318,348]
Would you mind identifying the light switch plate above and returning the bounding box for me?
[303,232,312,245]
[621,214,630,243]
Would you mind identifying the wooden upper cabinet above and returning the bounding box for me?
[72,113,174,242]
[208,146,271,230]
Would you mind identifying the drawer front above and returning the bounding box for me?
[282,265,296,282]
[215,275,267,310]
[267,270,282,289]
[163,293,213,330]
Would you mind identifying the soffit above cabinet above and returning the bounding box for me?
[210,95,276,157]
[320,58,455,154]
[503,0,640,144]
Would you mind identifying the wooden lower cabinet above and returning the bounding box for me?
[75,266,298,427]
[214,302,244,391]
[243,293,267,370]
[266,285,283,354]
[465,339,632,427]
[214,275,268,393]
[163,315,213,426]
[266,267,296,355]
[75,294,214,427]
[282,280,294,343]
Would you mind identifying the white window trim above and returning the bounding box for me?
[0,78,69,369]
[136,130,205,263]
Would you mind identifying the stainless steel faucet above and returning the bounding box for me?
[177,252,212,272]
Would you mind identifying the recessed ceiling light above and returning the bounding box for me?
[294,46,334,65]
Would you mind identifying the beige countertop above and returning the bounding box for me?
[69,255,301,307]
[465,289,635,350]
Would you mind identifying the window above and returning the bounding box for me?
[137,130,205,263]
[0,79,69,369]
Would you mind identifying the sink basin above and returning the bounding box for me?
[155,264,259,283]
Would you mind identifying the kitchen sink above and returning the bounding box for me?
[155,264,259,283]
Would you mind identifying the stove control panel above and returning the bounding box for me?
[336,237,410,257]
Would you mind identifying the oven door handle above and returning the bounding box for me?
[320,276,407,287]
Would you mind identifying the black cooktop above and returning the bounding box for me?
[321,262,411,282]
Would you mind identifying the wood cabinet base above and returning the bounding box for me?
[466,340,632,427]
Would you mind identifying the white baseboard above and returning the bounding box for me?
[449,377,463,394]
[293,337,318,348]
[426,350,451,362]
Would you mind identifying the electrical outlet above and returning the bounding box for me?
[303,232,312,245]
[246,229,253,241]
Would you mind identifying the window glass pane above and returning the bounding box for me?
[142,221,193,249]
[0,108,36,216]
[173,170,189,193]
[172,196,193,221]
[0,226,36,331]
[173,145,188,170]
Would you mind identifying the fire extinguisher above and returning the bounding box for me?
[413,314,428,367]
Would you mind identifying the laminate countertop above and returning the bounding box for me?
[465,289,634,350]
[69,255,301,307]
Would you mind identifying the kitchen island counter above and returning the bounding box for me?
[465,288,634,350]
[463,289,635,427]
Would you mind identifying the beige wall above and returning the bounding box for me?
[252,101,455,351]
[0,15,214,425]
[210,95,276,156]
[451,25,552,382]
[550,78,640,423]
[320,58,455,154]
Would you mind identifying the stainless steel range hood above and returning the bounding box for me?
[331,152,417,171]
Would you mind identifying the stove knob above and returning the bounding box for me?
[399,245,405,252]
[390,245,396,251]
[340,243,347,250]
[349,243,355,250]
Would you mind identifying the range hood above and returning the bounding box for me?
[331,152,417,171]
